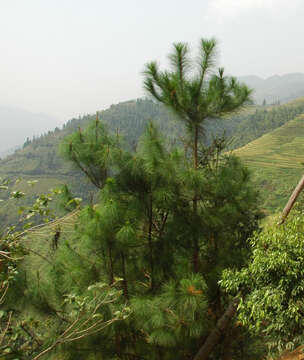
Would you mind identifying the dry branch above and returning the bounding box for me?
[279,174,304,225]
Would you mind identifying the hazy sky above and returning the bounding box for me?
[0,0,303,123]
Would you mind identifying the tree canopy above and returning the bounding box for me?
[143,38,252,168]
[221,207,304,355]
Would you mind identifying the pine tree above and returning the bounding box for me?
[15,39,262,360]
[1,38,263,360]
[60,118,119,189]
[143,38,252,275]
[52,114,261,359]
[143,38,252,170]
[143,39,263,359]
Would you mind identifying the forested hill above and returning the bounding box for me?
[229,97,304,149]
[0,99,187,206]
[1,97,304,209]
[0,99,183,189]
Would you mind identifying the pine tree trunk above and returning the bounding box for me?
[194,125,199,169]
[108,247,114,284]
[148,196,154,290]
[192,125,199,273]
[192,229,199,273]
[121,252,129,300]
[115,334,122,358]
[193,298,240,360]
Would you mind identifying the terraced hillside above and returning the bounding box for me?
[234,113,304,212]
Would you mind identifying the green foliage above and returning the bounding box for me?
[0,124,261,359]
[0,178,123,360]
[1,96,304,221]
[50,114,261,359]
[0,38,276,359]
[24,38,262,360]
[60,120,119,189]
[221,210,304,355]
[143,38,252,165]
[132,274,208,348]
[230,98,304,149]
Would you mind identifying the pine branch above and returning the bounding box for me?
[169,42,189,86]
[71,149,102,189]
[197,38,217,95]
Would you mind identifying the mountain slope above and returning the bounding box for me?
[4,97,304,181]
[2,97,304,220]
[1,72,303,155]
[0,99,186,226]
[234,113,304,211]
[229,97,304,149]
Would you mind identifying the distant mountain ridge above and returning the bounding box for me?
[0,106,60,153]
[239,72,304,105]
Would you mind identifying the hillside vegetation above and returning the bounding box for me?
[234,112,304,211]
[230,97,304,149]
[0,100,181,208]
[0,39,266,360]
[3,37,304,360]
[1,98,304,219]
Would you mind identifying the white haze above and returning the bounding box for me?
[0,0,303,149]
